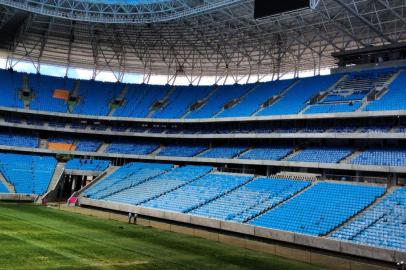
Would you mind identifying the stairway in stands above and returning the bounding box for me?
[254,80,300,116]
[243,179,316,223]
[325,186,393,237]
[0,171,16,193]
[181,86,219,119]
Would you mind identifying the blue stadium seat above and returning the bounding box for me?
[250,182,385,236]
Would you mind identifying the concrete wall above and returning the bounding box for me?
[1,105,405,124]
[0,118,404,140]
[0,145,405,174]
[78,197,405,265]
[60,201,396,270]
[0,193,37,201]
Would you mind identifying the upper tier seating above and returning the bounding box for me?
[152,86,213,119]
[332,187,406,251]
[29,74,73,113]
[73,80,120,116]
[190,177,311,222]
[156,144,208,157]
[84,162,172,199]
[250,182,385,236]
[106,141,159,155]
[239,146,292,161]
[0,153,57,194]
[0,67,403,119]
[217,80,293,118]
[142,172,252,213]
[113,84,170,117]
[0,71,24,108]
[0,132,38,148]
[66,159,110,171]
[322,69,394,102]
[0,180,9,193]
[257,74,341,116]
[199,146,247,159]
[186,84,252,118]
[350,149,406,167]
[104,165,212,205]
[365,70,406,111]
[289,147,352,163]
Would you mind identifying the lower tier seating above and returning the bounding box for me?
[0,153,57,195]
[104,165,212,205]
[190,177,311,222]
[332,187,406,251]
[65,159,110,171]
[249,182,385,236]
[141,173,252,213]
[84,162,172,199]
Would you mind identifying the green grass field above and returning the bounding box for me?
[0,204,328,270]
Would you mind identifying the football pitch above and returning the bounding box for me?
[0,204,328,270]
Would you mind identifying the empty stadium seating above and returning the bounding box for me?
[365,70,406,112]
[199,145,247,159]
[66,159,110,171]
[257,75,341,116]
[239,146,292,161]
[0,153,57,194]
[29,74,73,113]
[250,182,385,235]
[351,149,406,167]
[289,147,352,163]
[217,80,293,117]
[190,177,311,222]
[0,132,38,148]
[156,144,207,157]
[152,86,213,118]
[73,80,120,116]
[84,162,172,199]
[75,139,102,152]
[106,141,159,155]
[113,84,170,117]
[0,71,24,108]
[332,187,406,251]
[142,172,252,213]
[186,84,252,119]
[104,165,212,205]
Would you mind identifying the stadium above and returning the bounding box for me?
[0,0,405,269]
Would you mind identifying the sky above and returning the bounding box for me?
[0,57,330,86]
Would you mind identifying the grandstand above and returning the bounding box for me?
[0,0,405,269]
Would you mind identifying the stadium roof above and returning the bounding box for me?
[0,0,405,83]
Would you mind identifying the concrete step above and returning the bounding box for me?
[39,162,66,203]
[340,150,362,164]
[0,172,15,193]
[254,79,300,116]
[181,86,219,119]
[97,143,110,153]
[244,180,316,223]
[325,186,394,237]
[281,149,301,161]
[78,166,120,196]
